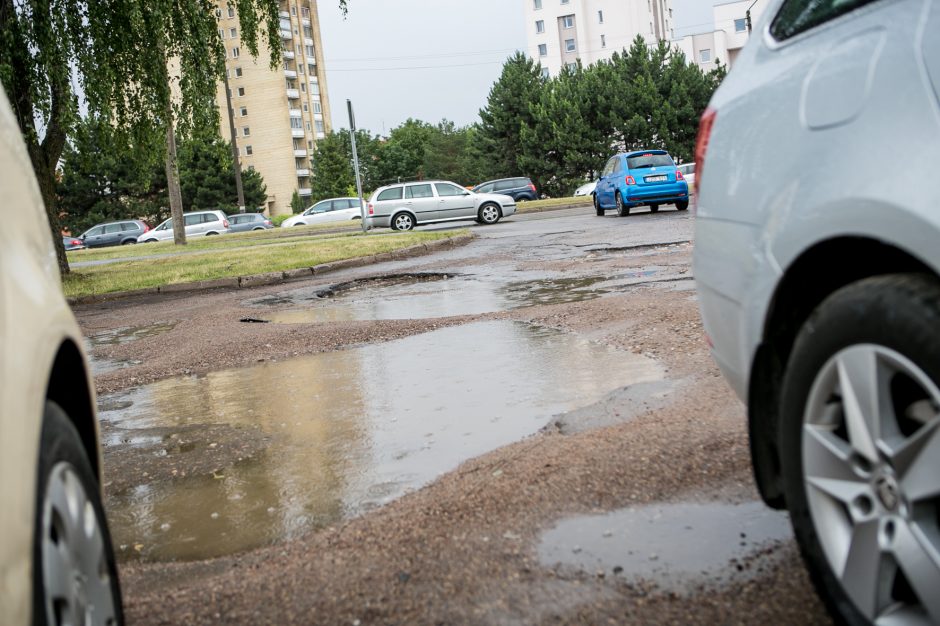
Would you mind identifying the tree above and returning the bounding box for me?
[0,0,349,274]
[290,190,305,214]
[309,132,356,201]
[177,131,266,212]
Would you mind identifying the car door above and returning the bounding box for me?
[597,157,618,207]
[82,225,105,247]
[183,213,203,237]
[435,182,475,220]
[404,184,438,222]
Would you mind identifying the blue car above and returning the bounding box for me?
[593,150,689,216]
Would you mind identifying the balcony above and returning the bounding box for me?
[289,109,302,118]
[302,17,311,26]
[282,50,295,60]
[298,187,312,196]
[293,149,307,157]
[286,88,300,99]
[296,168,310,177]
[280,29,292,40]
[284,69,297,79]
[291,128,305,138]
[304,37,314,46]
[278,10,289,19]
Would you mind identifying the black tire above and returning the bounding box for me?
[253,227,266,231]
[205,232,218,236]
[676,200,689,211]
[293,223,306,227]
[650,204,659,213]
[615,192,630,217]
[391,212,415,232]
[478,203,501,225]
[594,194,604,216]
[33,401,123,626]
[779,274,940,626]
[120,239,135,245]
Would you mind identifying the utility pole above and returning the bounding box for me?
[348,99,369,233]
[222,69,247,213]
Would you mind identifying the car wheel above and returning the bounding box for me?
[121,240,135,245]
[478,203,501,225]
[594,194,604,216]
[34,401,123,626]
[676,200,689,211]
[615,192,630,217]
[205,232,218,236]
[779,274,940,626]
[650,204,659,213]
[391,212,415,232]
[293,222,306,227]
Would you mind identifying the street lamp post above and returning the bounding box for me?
[347,99,369,233]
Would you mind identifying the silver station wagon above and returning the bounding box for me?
[367,180,517,231]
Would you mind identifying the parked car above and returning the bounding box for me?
[1,88,123,625]
[368,180,516,231]
[573,180,597,197]
[594,150,689,216]
[228,212,274,232]
[676,162,696,191]
[472,177,538,202]
[137,210,230,242]
[79,219,149,247]
[281,197,363,228]
[62,235,85,251]
[694,1,940,624]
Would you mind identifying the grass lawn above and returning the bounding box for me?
[63,230,465,298]
[516,196,592,213]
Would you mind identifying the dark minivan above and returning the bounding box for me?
[80,219,149,247]
[472,177,538,202]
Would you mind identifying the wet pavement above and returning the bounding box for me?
[101,321,663,562]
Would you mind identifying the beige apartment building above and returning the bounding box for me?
[213,0,332,215]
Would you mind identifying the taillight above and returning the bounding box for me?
[676,170,685,181]
[694,107,716,196]
[70,239,81,246]
[223,219,230,228]
[143,224,150,232]
[265,220,273,226]
[625,176,636,185]
[368,203,374,216]
[528,183,536,192]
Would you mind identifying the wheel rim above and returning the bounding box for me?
[802,344,940,624]
[41,462,118,626]
[481,205,499,223]
[394,214,413,230]
[616,195,624,214]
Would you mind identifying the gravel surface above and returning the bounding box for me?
[74,210,831,625]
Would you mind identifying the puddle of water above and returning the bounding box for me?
[538,501,792,592]
[102,321,664,562]
[88,322,177,347]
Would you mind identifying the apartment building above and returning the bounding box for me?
[524,0,676,77]
[675,0,769,72]
[214,0,332,215]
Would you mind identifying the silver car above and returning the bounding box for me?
[367,180,516,231]
[137,210,231,242]
[694,0,940,624]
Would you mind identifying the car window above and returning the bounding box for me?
[156,220,171,231]
[612,158,624,174]
[493,180,517,191]
[770,0,878,41]
[103,224,122,234]
[184,214,201,226]
[120,222,138,231]
[602,157,617,177]
[85,226,104,237]
[230,215,244,224]
[205,213,220,223]
[477,182,495,193]
[377,187,403,201]
[626,153,674,170]
[405,184,434,199]
[344,199,359,209]
[435,183,466,197]
[513,178,530,187]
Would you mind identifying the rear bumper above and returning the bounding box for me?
[623,183,689,206]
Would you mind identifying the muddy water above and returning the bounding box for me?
[85,323,176,375]
[538,501,793,591]
[102,321,664,562]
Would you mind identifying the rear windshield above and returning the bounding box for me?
[627,154,674,170]
[377,187,403,201]
[770,0,879,41]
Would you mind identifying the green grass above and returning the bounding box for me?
[516,196,591,213]
[63,230,465,298]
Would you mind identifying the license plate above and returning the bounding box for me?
[646,175,667,182]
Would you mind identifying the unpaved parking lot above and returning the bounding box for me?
[75,208,831,624]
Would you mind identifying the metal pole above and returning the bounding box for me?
[222,68,247,213]
[347,99,368,233]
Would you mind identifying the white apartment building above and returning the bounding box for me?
[524,0,676,77]
[675,0,769,72]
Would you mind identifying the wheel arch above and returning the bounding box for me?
[44,339,100,480]
[390,209,418,225]
[749,235,936,508]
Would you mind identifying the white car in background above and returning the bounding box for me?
[137,210,230,242]
[280,197,364,227]
[676,163,695,191]
[694,0,940,624]
[573,180,597,197]
[1,88,123,625]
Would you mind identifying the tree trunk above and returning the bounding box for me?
[222,69,247,213]
[164,105,187,246]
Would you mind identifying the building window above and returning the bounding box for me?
[310,81,320,96]
[533,0,541,8]
[231,46,240,58]
[227,5,235,18]
[598,10,604,23]
[237,86,245,96]
[541,67,550,78]
[562,15,574,28]
[535,20,545,33]
[700,48,712,63]
[565,38,576,52]
[298,63,304,74]
[215,8,222,18]
[290,6,296,15]
[601,34,606,47]
[735,18,747,32]
[291,118,303,129]
[567,62,578,71]
[305,45,315,57]
[307,140,313,150]
[314,101,321,113]
[247,165,254,171]
[538,43,547,56]
[300,82,306,92]
[245,145,253,156]
[240,106,247,116]
[235,66,242,77]
[229,27,237,38]
[315,120,325,134]
[303,25,312,38]
[305,121,311,130]
[218,28,224,40]
[303,103,308,112]
[561,0,569,3]
[301,7,310,18]
[242,126,250,136]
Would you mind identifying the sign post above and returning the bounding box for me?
[348,99,369,233]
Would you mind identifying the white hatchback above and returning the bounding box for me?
[694,0,940,623]
[280,197,363,228]
[137,210,230,242]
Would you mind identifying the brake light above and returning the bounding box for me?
[70,239,81,246]
[694,107,717,196]
[676,170,685,181]
[265,220,273,226]
[625,176,636,185]
[143,224,150,232]
[528,183,536,192]
[368,203,374,216]
[223,219,230,228]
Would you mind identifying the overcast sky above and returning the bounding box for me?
[318,0,715,135]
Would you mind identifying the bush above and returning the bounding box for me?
[270,214,295,227]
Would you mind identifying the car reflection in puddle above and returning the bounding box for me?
[101,321,664,562]
[539,501,793,592]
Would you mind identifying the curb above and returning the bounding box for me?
[68,233,475,306]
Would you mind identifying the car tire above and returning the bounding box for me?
[594,194,604,216]
[478,203,501,225]
[615,192,630,217]
[391,212,415,232]
[33,401,123,626]
[650,204,659,213]
[205,232,218,236]
[121,239,135,245]
[293,222,306,227]
[779,274,940,626]
[676,200,689,211]
[253,227,265,231]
